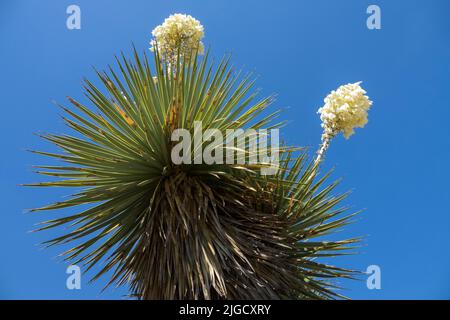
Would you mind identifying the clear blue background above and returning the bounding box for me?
[1,0,449,299]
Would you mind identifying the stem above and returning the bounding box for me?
[314,135,332,165]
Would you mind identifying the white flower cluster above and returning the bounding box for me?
[150,13,204,64]
[318,82,372,141]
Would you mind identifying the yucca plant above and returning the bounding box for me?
[27,14,371,300]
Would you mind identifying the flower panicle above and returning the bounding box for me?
[150,13,205,65]
[315,82,372,163]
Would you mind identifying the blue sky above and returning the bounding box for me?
[1,0,449,299]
